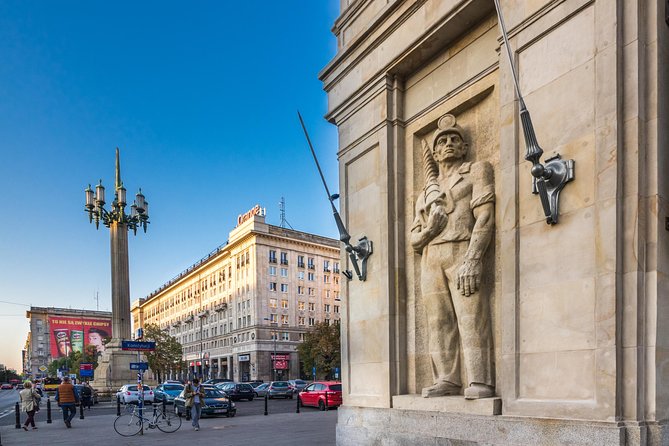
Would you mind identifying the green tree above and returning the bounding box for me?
[143,324,183,383]
[47,346,99,381]
[298,321,341,380]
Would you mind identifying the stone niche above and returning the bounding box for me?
[321,0,668,445]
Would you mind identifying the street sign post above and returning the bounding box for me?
[121,341,156,351]
[80,363,94,378]
[129,362,149,371]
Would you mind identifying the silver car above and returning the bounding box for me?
[268,381,293,399]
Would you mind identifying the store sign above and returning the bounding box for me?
[236,204,264,226]
[271,354,290,360]
[48,316,112,358]
[273,359,288,370]
[238,354,250,362]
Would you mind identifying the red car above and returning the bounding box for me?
[298,381,342,410]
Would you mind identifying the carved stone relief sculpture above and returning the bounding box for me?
[410,114,495,399]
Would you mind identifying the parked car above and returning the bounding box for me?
[154,383,184,404]
[298,381,343,410]
[116,384,155,404]
[203,378,232,385]
[215,382,255,401]
[14,383,24,390]
[73,384,99,405]
[253,383,270,397]
[288,379,308,393]
[173,385,236,418]
[246,380,264,388]
[267,381,293,399]
[1,383,12,390]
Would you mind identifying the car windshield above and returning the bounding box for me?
[163,385,183,391]
[329,384,342,391]
[273,382,289,387]
[205,389,225,398]
[127,386,151,392]
[294,380,306,385]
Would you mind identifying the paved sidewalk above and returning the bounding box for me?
[0,409,337,445]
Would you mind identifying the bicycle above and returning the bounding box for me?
[113,403,182,436]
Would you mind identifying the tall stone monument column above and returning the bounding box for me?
[320,1,667,444]
[85,149,150,392]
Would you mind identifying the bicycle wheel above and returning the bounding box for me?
[114,413,143,437]
[155,410,182,433]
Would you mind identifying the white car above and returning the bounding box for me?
[116,384,155,404]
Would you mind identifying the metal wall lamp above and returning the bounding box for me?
[493,0,575,224]
[298,111,373,281]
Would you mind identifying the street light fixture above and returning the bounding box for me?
[263,317,277,381]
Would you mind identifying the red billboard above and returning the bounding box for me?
[48,316,112,358]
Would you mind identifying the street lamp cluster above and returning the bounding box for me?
[84,149,150,234]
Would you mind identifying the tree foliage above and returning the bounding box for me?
[47,345,99,380]
[143,324,183,383]
[298,321,341,380]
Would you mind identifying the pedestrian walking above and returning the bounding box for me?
[81,382,93,409]
[55,376,79,428]
[19,380,41,431]
[183,378,205,431]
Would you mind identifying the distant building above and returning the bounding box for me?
[132,206,341,382]
[25,307,112,379]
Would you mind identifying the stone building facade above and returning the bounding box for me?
[132,207,341,383]
[321,0,667,444]
[25,307,112,379]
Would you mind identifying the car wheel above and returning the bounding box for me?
[248,396,254,401]
[318,399,326,411]
[253,392,258,397]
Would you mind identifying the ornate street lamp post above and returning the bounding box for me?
[84,148,150,390]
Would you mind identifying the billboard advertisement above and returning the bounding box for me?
[48,316,112,358]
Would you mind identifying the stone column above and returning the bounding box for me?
[110,221,131,341]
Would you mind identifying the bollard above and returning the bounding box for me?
[79,401,84,420]
[15,402,20,429]
[116,397,121,416]
[296,392,300,414]
[46,397,52,424]
[162,398,166,417]
[186,405,191,421]
[325,391,329,411]
[264,393,268,416]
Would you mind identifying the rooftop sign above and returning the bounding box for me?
[237,204,265,227]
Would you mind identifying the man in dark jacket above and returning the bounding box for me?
[55,377,79,427]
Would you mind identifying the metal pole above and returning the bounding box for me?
[264,393,268,416]
[162,397,166,416]
[14,402,20,429]
[296,391,300,414]
[273,331,277,381]
[79,400,84,419]
[325,390,329,411]
[46,397,52,423]
[116,396,121,416]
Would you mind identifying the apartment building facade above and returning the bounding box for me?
[132,206,341,383]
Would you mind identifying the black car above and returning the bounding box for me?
[203,378,232,386]
[173,386,236,418]
[215,382,255,401]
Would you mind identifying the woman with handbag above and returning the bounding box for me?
[19,380,41,431]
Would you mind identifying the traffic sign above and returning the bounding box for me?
[130,362,149,371]
[121,341,156,351]
[38,365,47,372]
[80,363,94,377]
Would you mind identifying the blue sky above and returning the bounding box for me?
[0,1,341,371]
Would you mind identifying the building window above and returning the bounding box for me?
[334,291,340,300]
[307,257,315,269]
[308,287,315,296]
[324,260,330,272]
[281,315,289,325]
[297,271,305,280]
[269,298,277,308]
[324,304,331,313]
[271,331,278,340]
[280,284,288,293]
[298,316,305,325]
[269,314,277,323]
[308,302,315,311]
[308,272,315,281]
[333,262,340,273]
[269,266,277,276]
[281,299,289,309]
[334,276,339,285]
[269,250,277,263]
[308,317,315,326]
[298,286,305,295]
[324,275,330,284]
[298,301,305,310]
[334,305,340,313]
[281,332,290,341]
[298,255,305,268]
[280,268,288,278]
[280,252,288,265]
[269,282,277,291]
[325,318,330,325]
[299,333,306,341]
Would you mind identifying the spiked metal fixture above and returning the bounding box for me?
[84,148,150,234]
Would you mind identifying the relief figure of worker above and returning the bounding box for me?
[410,114,495,399]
